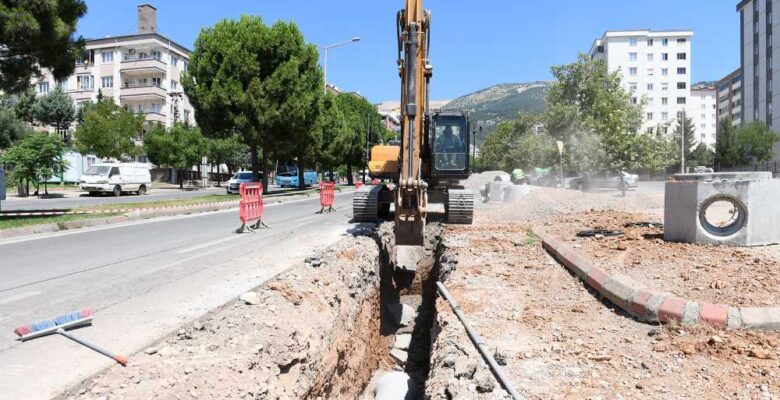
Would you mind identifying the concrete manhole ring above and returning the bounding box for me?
[698,195,748,238]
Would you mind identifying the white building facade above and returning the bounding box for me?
[738,0,780,162]
[588,29,694,135]
[689,86,718,148]
[34,4,194,139]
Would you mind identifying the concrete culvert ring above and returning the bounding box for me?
[699,195,747,238]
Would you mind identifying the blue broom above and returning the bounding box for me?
[13,309,128,365]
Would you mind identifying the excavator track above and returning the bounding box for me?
[353,185,382,222]
[446,189,474,224]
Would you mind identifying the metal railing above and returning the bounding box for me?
[122,54,164,63]
[123,82,165,89]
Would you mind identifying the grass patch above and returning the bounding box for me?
[88,194,239,211]
[0,212,121,231]
[523,231,540,246]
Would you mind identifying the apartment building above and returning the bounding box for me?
[34,4,194,139]
[689,85,718,147]
[716,68,743,125]
[588,29,694,135]
[738,0,780,160]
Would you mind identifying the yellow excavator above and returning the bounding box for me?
[354,0,474,285]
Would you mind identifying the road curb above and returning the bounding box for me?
[535,230,780,330]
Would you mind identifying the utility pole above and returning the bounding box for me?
[679,110,686,174]
[317,37,361,94]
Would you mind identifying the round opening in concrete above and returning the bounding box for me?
[699,196,747,237]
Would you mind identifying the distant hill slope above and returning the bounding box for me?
[443,81,550,145]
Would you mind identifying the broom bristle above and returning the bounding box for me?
[13,309,93,337]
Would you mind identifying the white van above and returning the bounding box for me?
[79,163,152,196]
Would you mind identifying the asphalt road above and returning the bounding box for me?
[0,191,358,399]
[0,184,316,211]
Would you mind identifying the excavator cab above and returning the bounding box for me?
[431,110,470,179]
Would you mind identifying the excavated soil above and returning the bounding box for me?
[544,209,780,307]
[426,186,780,399]
[57,228,392,400]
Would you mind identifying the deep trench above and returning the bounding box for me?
[324,223,443,399]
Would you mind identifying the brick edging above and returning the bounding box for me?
[534,230,780,330]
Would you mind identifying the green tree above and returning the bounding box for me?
[715,117,741,168]
[74,98,143,160]
[0,105,28,149]
[689,142,715,167]
[183,16,323,193]
[734,121,779,163]
[12,88,37,124]
[481,114,558,172]
[32,86,76,138]
[0,0,87,93]
[673,114,697,169]
[543,54,656,173]
[1,133,68,196]
[333,92,386,185]
[316,93,348,181]
[144,123,206,189]
[207,135,247,183]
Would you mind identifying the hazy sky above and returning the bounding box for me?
[77,0,741,102]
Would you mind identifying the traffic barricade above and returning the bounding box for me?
[318,181,335,213]
[236,182,268,233]
[355,181,363,189]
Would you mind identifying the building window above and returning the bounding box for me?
[647,97,654,105]
[38,82,49,94]
[662,53,669,61]
[647,68,654,76]
[661,82,669,91]
[647,38,654,47]
[677,38,687,45]
[677,97,686,104]
[101,76,113,88]
[662,38,669,46]
[647,112,653,120]
[662,112,669,120]
[631,97,638,104]
[101,51,113,63]
[677,53,687,60]
[629,67,637,76]
[183,61,189,72]
[171,80,179,91]
[151,103,161,113]
[677,67,687,75]
[184,109,190,121]
[662,97,668,105]
[661,68,668,76]
[677,82,687,89]
[647,83,654,91]
[629,52,637,61]
[629,82,637,92]
[151,77,162,87]
[172,56,179,67]
[647,53,654,61]
[77,75,93,91]
[629,37,637,46]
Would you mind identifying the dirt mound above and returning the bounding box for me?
[57,232,390,400]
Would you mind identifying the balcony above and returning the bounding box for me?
[120,82,166,100]
[120,56,166,75]
[69,88,94,101]
[135,111,166,124]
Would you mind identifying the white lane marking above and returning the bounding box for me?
[177,235,239,254]
[0,191,355,248]
[0,291,41,306]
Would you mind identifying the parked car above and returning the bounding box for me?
[226,171,261,194]
[569,171,639,194]
[80,163,151,196]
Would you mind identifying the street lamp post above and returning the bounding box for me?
[679,109,686,174]
[318,37,361,94]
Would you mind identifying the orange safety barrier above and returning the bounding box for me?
[236,182,268,233]
[318,181,335,213]
[355,181,363,189]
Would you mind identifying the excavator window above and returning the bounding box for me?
[433,117,468,172]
